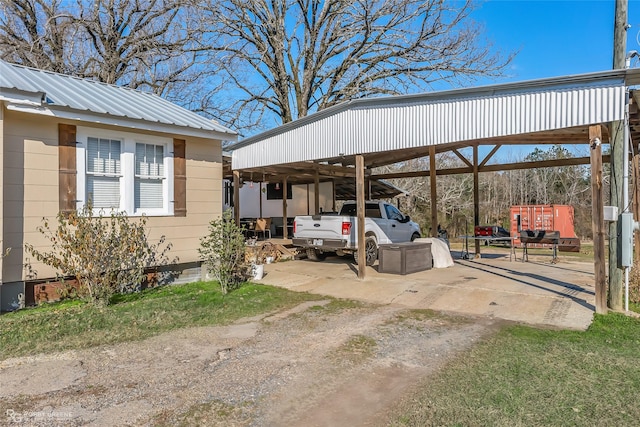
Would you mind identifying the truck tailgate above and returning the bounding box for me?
[294,216,352,239]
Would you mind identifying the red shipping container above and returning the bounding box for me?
[510,205,576,245]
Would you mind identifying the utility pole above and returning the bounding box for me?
[610,0,628,310]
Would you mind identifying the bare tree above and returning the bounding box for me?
[0,0,75,73]
[0,0,207,97]
[76,0,206,94]
[203,0,513,128]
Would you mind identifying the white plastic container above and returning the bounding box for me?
[252,264,264,280]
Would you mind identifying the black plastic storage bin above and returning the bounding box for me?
[378,242,432,275]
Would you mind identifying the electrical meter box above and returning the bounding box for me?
[618,213,638,268]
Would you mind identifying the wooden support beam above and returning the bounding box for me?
[429,146,438,237]
[356,155,366,279]
[370,167,472,180]
[292,161,364,177]
[480,144,502,168]
[452,148,473,168]
[282,177,288,239]
[314,171,320,214]
[369,155,611,180]
[590,125,607,314]
[233,170,240,226]
[332,180,336,212]
[473,145,480,257]
[259,182,263,218]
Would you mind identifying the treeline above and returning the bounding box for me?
[385,145,597,239]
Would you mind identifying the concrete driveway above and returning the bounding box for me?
[259,251,596,330]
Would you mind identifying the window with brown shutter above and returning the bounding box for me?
[173,138,186,217]
[58,124,77,214]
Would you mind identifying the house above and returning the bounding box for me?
[0,60,237,310]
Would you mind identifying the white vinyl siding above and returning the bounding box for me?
[76,127,173,216]
[135,143,164,209]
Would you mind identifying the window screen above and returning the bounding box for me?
[86,137,121,208]
[135,143,164,209]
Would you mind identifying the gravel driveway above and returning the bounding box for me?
[1,300,497,426]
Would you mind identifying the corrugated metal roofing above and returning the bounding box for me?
[231,68,640,170]
[0,59,237,140]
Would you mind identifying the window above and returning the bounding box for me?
[135,143,164,209]
[76,127,173,216]
[266,183,293,200]
[339,203,381,218]
[86,137,121,209]
[385,204,404,221]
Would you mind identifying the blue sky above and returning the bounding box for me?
[472,0,640,83]
[464,0,640,159]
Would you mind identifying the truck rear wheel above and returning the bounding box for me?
[354,236,378,266]
[306,248,327,261]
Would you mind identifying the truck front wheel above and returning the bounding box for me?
[306,248,327,261]
[355,236,378,266]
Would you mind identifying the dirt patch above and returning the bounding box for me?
[0,302,497,426]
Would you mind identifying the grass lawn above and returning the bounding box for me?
[390,313,640,427]
[0,281,324,361]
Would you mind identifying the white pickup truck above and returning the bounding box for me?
[292,201,421,266]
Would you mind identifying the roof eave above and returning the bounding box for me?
[5,103,238,142]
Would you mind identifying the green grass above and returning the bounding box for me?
[0,281,324,361]
[389,313,640,427]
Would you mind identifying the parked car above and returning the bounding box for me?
[293,201,421,266]
[474,225,510,245]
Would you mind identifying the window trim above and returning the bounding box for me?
[76,127,174,216]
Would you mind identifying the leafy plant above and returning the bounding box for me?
[199,210,248,294]
[25,204,175,306]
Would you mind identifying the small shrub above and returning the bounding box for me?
[199,210,248,294]
[25,204,175,306]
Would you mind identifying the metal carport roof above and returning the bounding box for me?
[230,68,640,171]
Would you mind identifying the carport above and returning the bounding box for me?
[229,69,640,314]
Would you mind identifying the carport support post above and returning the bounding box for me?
[314,171,320,214]
[590,125,607,314]
[259,182,263,218]
[356,155,366,278]
[473,145,481,257]
[429,146,438,237]
[282,176,289,239]
[233,170,240,226]
[331,180,336,212]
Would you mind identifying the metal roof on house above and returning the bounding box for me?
[230,68,640,170]
[0,60,237,141]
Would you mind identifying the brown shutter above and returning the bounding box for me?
[58,124,77,213]
[173,138,187,217]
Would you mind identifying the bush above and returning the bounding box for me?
[25,205,175,306]
[199,210,248,294]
